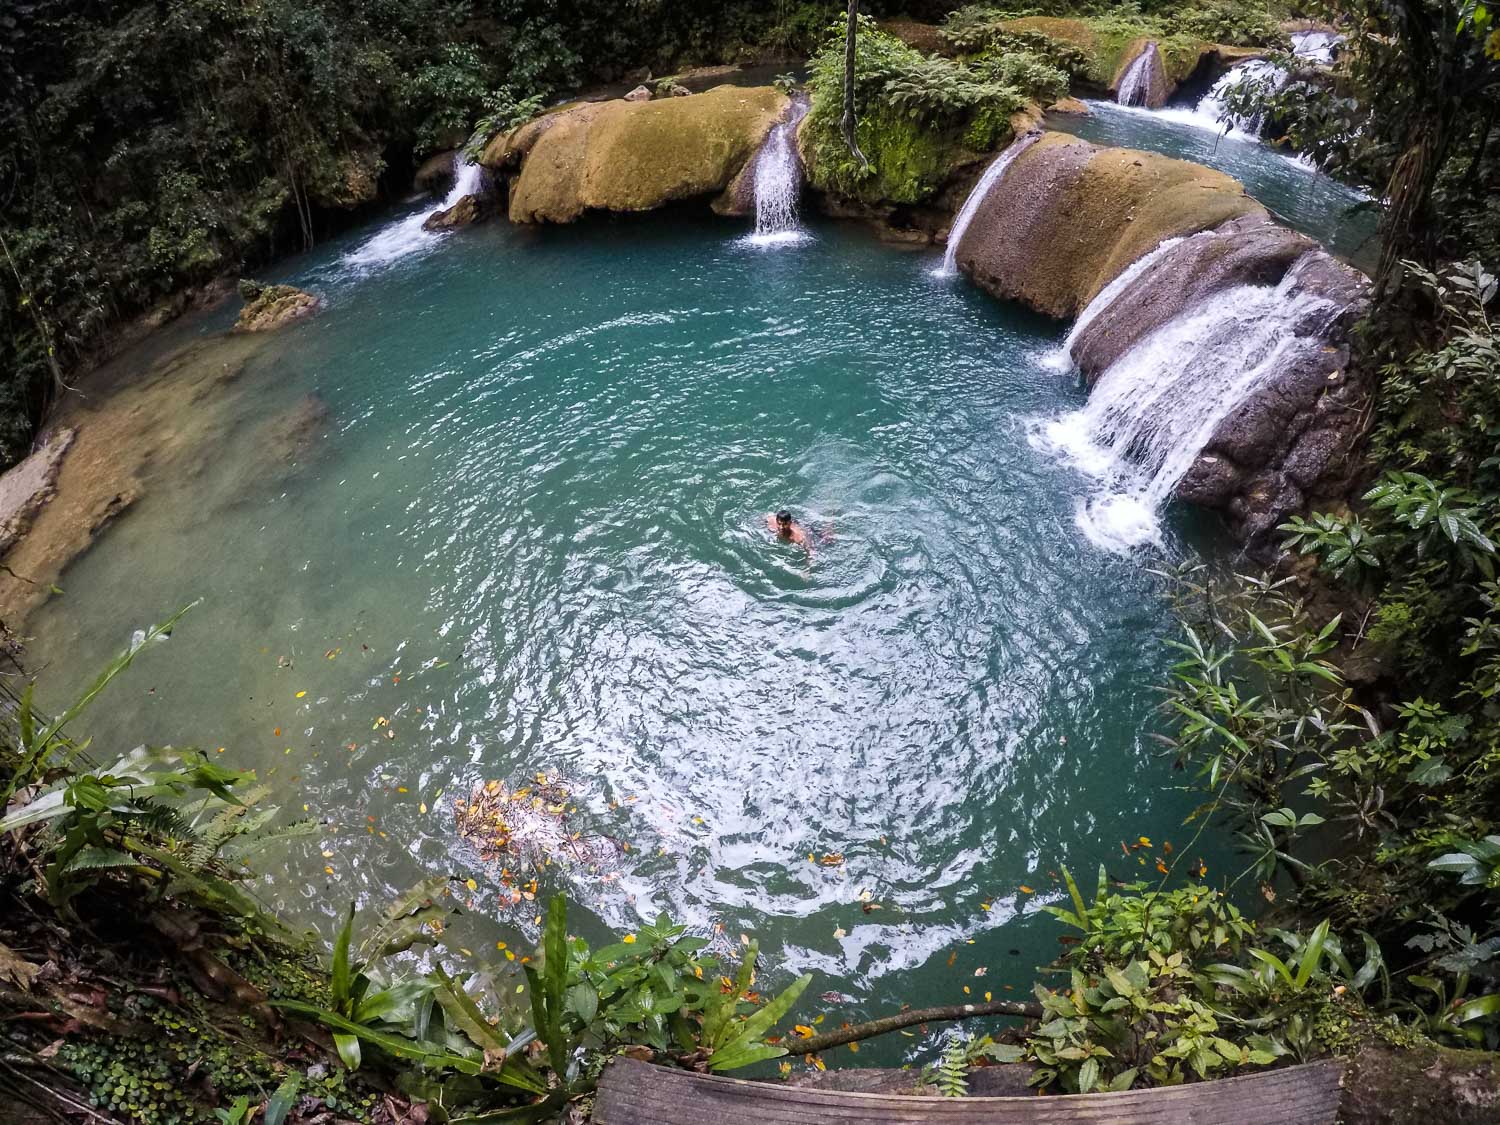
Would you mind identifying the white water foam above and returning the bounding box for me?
[342,156,483,269]
[934,132,1041,277]
[742,100,812,249]
[1031,256,1336,553]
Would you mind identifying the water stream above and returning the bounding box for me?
[936,132,1041,276]
[342,155,484,269]
[1115,42,1161,107]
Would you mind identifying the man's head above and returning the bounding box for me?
[776,510,792,530]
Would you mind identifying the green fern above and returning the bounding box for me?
[936,1040,970,1098]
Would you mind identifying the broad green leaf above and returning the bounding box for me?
[334,1032,362,1071]
[264,1074,302,1125]
[332,902,355,1012]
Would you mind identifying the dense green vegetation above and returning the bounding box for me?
[0,0,864,470]
[803,15,1068,204]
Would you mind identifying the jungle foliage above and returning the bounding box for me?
[804,15,1067,203]
[0,0,865,472]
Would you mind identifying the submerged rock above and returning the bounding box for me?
[492,85,788,224]
[233,281,321,333]
[955,132,1263,318]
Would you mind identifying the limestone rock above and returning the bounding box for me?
[414,150,459,197]
[422,193,489,230]
[955,131,1264,318]
[0,428,75,557]
[233,281,321,333]
[623,84,653,102]
[315,150,383,208]
[1047,97,1091,115]
[501,85,788,224]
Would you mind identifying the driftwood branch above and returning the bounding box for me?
[788,998,1042,1055]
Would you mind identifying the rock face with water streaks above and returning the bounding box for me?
[485,86,787,224]
[1069,217,1371,544]
[423,193,490,230]
[1113,39,1170,108]
[955,132,1264,318]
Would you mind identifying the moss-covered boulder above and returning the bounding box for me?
[489,86,788,224]
[233,281,320,333]
[954,131,1264,318]
[1000,17,1230,101]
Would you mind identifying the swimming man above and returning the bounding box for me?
[767,509,812,550]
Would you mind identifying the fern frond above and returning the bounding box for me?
[937,1041,969,1098]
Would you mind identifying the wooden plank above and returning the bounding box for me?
[594,1057,1345,1125]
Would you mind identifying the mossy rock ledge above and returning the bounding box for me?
[953,130,1265,318]
[484,85,788,224]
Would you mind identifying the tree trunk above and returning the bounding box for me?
[789,997,1041,1055]
[840,0,869,172]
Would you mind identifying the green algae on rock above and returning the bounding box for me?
[233,281,321,333]
[490,85,787,224]
[954,131,1264,318]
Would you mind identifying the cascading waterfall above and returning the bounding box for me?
[343,154,484,269]
[1038,236,1188,372]
[935,131,1041,277]
[1291,29,1342,64]
[1115,43,1160,107]
[746,99,811,246]
[1032,254,1336,552]
[1191,59,1289,137]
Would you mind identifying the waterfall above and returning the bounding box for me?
[343,154,483,269]
[1032,255,1337,552]
[1115,43,1159,107]
[1291,30,1342,64]
[935,132,1041,277]
[1038,237,1188,372]
[747,100,811,247]
[1190,59,1289,137]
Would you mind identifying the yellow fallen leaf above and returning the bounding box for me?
[833,927,847,939]
[793,1025,814,1038]
[1138,836,1152,847]
[324,866,334,875]
[622,934,636,944]
[397,786,408,794]
[295,691,306,699]
[496,942,507,950]
[963,985,971,995]
[419,802,428,814]
[985,991,992,1002]
[321,850,334,858]
[465,878,478,892]
[692,816,704,825]
[848,1041,860,1053]
[505,950,516,961]
[1019,885,1035,894]
[980,902,991,912]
